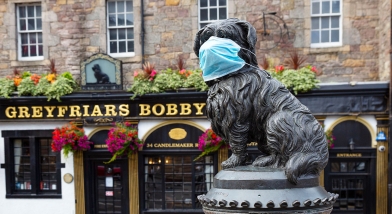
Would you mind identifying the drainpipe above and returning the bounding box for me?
[140,0,145,65]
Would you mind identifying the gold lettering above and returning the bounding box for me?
[31,106,43,118]
[166,104,178,116]
[119,104,129,116]
[180,103,192,115]
[337,153,362,157]
[147,143,153,148]
[44,106,56,118]
[57,106,68,117]
[5,107,17,118]
[82,105,90,116]
[152,104,165,116]
[105,105,117,116]
[152,143,196,148]
[69,105,82,117]
[90,105,103,116]
[193,103,206,115]
[139,104,151,116]
[18,106,30,118]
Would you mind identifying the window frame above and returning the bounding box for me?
[2,130,62,199]
[198,0,228,29]
[106,0,135,58]
[140,153,217,213]
[16,3,44,61]
[310,0,342,48]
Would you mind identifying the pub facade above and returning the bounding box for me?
[0,0,391,214]
[0,81,389,214]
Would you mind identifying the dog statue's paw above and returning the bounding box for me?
[221,154,247,169]
[252,154,276,167]
[285,167,299,185]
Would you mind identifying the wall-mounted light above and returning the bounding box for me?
[349,138,355,151]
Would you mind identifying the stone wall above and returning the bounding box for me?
[0,0,390,85]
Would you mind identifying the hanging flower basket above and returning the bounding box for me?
[51,122,93,158]
[194,128,229,161]
[105,122,144,164]
[325,129,335,149]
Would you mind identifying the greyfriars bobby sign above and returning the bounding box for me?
[80,53,123,90]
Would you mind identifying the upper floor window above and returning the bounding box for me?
[198,0,228,28]
[17,4,43,61]
[107,0,135,57]
[2,130,62,198]
[310,0,342,48]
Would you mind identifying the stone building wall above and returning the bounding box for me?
[0,0,390,85]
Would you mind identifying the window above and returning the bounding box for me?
[143,155,215,211]
[2,130,62,198]
[310,0,342,48]
[17,4,43,61]
[198,0,228,28]
[107,0,135,57]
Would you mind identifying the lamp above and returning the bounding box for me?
[376,131,387,142]
[349,138,355,151]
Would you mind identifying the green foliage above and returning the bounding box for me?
[45,76,75,102]
[18,78,36,96]
[154,69,184,90]
[21,71,31,79]
[0,78,15,98]
[128,78,162,99]
[268,66,320,95]
[183,69,209,91]
[34,77,51,96]
[129,68,209,99]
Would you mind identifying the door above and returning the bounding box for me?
[324,149,376,214]
[84,153,129,214]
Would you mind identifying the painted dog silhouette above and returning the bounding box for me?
[92,64,110,84]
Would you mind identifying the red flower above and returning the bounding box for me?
[275,65,284,73]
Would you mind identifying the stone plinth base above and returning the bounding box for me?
[198,166,337,214]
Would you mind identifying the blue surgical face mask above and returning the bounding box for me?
[199,36,256,82]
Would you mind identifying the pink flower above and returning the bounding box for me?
[179,69,186,75]
[311,66,317,73]
[133,71,138,77]
[150,70,157,77]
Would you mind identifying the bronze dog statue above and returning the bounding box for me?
[194,18,328,184]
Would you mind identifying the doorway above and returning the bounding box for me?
[84,153,129,214]
[324,149,376,213]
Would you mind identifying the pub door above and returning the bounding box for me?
[84,153,129,214]
[324,149,376,214]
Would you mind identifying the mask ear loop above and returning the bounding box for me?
[240,48,272,78]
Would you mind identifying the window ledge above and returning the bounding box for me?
[11,59,49,67]
[6,194,62,199]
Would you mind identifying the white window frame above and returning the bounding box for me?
[310,0,342,48]
[16,4,44,61]
[107,0,135,58]
[198,0,228,29]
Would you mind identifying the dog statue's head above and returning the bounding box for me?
[193,18,258,66]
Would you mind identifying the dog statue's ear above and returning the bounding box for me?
[236,21,257,51]
[193,26,207,58]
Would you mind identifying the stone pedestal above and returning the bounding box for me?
[198,166,337,214]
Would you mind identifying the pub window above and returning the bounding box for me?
[17,4,44,61]
[198,0,228,28]
[2,130,62,198]
[143,154,214,211]
[310,0,342,48]
[107,0,135,57]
